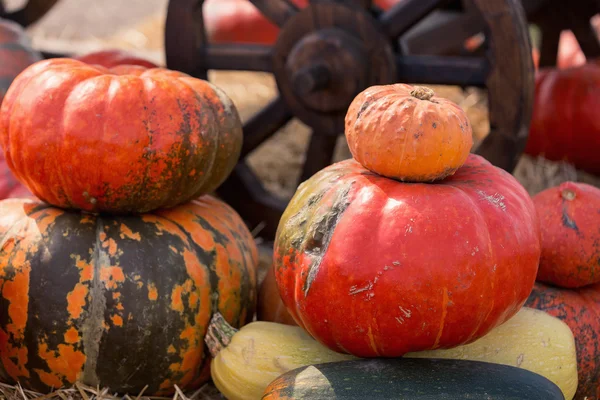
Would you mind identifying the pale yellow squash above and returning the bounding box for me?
[206,314,356,400]
[206,307,578,400]
[406,307,579,400]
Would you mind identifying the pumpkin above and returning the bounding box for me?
[257,266,297,326]
[262,358,565,400]
[0,58,243,214]
[0,196,258,395]
[205,0,400,45]
[525,282,600,400]
[207,307,577,400]
[0,19,42,104]
[344,84,473,182]
[274,153,541,358]
[524,64,600,175]
[0,150,30,199]
[75,49,159,69]
[533,181,600,288]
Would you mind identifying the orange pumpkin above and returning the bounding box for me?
[0,58,243,214]
[344,84,473,182]
[257,267,297,326]
[75,49,159,69]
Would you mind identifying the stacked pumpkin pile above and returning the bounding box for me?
[0,52,260,396]
[206,84,583,400]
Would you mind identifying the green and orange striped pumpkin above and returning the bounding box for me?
[0,196,258,396]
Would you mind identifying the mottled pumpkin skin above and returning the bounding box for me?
[524,64,600,175]
[0,58,243,214]
[0,19,42,104]
[274,154,540,358]
[526,282,600,400]
[533,181,600,288]
[344,84,473,182]
[257,266,297,326]
[75,49,159,69]
[0,196,258,395]
[0,150,31,199]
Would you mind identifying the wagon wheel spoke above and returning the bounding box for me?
[299,132,339,184]
[396,55,489,87]
[569,20,600,60]
[400,10,485,56]
[380,0,445,39]
[205,44,273,72]
[472,0,534,172]
[165,0,209,78]
[1,0,58,27]
[241,97,294,158]
[538,25,561,68]
[248,0,299,27]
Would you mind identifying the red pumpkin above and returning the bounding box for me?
[533,181,600,288]
[525,282,600,400]
[524,64,600,175]
[0,58,243,214]
[0,196,258,395]
[204,0,398,45]
[0,150,30,199]
[274,154,541,357]
[75,49,159,69]
[0,19,42,104]
[257,267,297,326]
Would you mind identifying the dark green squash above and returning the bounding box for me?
[262,358,565,400]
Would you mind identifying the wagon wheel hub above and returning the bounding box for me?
[165,0,536,240]
[272,2,396,134]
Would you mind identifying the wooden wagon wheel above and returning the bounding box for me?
[165,0,534,239]
[528,0,600,67]
[0,0,58,27]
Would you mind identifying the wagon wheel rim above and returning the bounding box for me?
[0,0,59,27]
[165,0,534,240]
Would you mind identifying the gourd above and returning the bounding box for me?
[75,49,159,68]
[344,84,473,182]
[0,196,258,396]
[206,307,577,400]
[274,153,540,357]
[532,181,600,288]
[526,282,600,400]
[261,358,565,400]
[0,19,42,104]
[524,63,600,175]
[0,58,243,214]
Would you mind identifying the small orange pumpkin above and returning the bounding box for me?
[344,84,473,182]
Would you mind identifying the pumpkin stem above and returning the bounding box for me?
[410,86,435,101]
[561,189,576,201]
[205,312,239,357]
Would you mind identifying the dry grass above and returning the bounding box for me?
[0,382,224,400]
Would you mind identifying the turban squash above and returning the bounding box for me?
[0,58,243,214]
[0,196,258,395]
[273,153,540,358]
[0,19,42,104]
